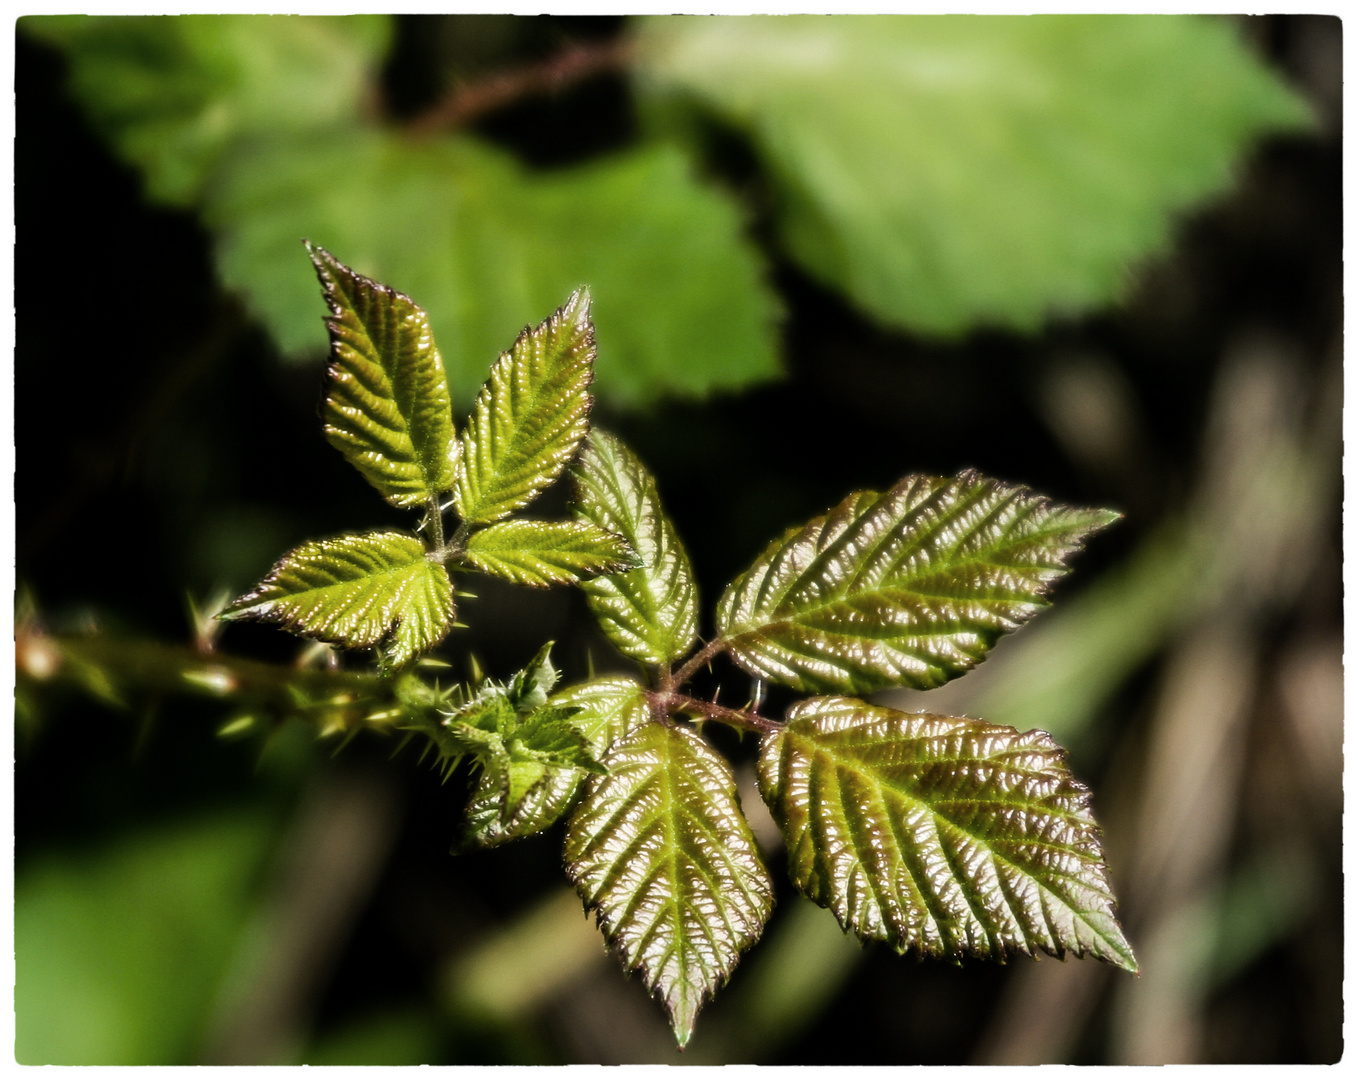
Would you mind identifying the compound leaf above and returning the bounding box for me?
[309,243,456,508]
[453,290,594,524]
[459,520,640,587]
[637,15,1313,336]
[220,530,453,669]
[759,696,1137,971]
[463,675,650,849]
[566,721,775,1047]
[573,431,699,667]
[717,470,1118,694]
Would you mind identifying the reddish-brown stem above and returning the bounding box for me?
[647,690,781,737]
[666,638,728,692]
[405,37,635,138]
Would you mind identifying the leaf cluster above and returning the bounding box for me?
[219,254,1137,1047]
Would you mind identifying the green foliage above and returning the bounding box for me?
[716,471,1120,694]
[564,721,776,1048]
[636,14,1313,335]
[220,530,456,670]
[310,241,456,508]
[759,696,1137,972]
[461,520,641,587]
[572,430,700,667]
[453,289,596,525]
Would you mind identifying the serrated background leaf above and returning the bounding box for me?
[760,696,1136,971]
[637,15,1312,336]
[205,131,780,406]
[717,470,1118,694]
[21,14,389,206]
[565,722,775,1046]
[453,291,594,523]
[573,431,699,668]
[310,244,456,508]
[221,530,453,668]
[463,676,650,849]
[460,519,640,587]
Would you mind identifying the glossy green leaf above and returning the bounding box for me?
[20,14,390,205]
[565,721,775,1046]
[461,676,650,849]
[309,243,456,508]
[717,470,1118,694]
[452,290,594,523]
[459,519,640,587]
[572,430,699,667]
[205,133,779,406]
[759,696,1137,971]
[637,15,1312,335]
[220,530,453,669]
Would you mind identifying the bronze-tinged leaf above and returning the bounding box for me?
[309,243,456,508]
[566,722,775,1046]
[718,470,1119,694]
[758,696,1137,972]
[453,289,595,524]
[220,529,454,669]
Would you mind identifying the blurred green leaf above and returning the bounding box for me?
[309,243,457,509]
[460,519,641,587]
[453,290,595,524]
[759,696,1137,971]
[572,430,700,668]
[565,721,775,1047]
[21,13,389,205]
[221,530,454,669]
[207,133,780,405]
[637,14,1312,335]
[304,1009,443,1066]
[15,811,276,1065]
[717,471,1117,695]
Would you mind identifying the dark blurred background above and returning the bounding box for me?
[14,14,1341,1065]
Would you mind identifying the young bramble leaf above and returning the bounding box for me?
[460,678,650,849]
[565,721,775,1047]
[758,696,1137,972]
[309,243,457,508]
[572,430,699,667]
[453,289,595,524]
[220,530,455,669]
[459,520,641,587]
[717,470,1118,694]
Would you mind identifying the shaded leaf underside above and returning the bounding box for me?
[573,430,699,667]
[758,696,1137,971]
[221,530,453,669]
[718,470,1119,694]
[310,243,456,508]
[566,722,775,1046]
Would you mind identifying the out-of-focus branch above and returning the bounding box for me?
[405,37,634,138]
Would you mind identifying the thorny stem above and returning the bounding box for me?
[666,638,729,692]
[426,495,446,552]
[406,37,635,137]
[647,690,781,737]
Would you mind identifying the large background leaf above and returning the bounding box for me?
[759,697,1137,971]
[636,15,1312,335]
[311,243,456,508]
[20,14,388,205]
[565,721,775,1046]
[572,431,699,668]
[207,132,780,406]
[717,471,1117,694]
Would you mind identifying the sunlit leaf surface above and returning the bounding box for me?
[464,676,650,848]
[460,519,640,587]
[717,470,1118,694]
[309,243,456,508]
[207,133,779,405]
[566,722,775,1046]
[21,14,389,205]
[573,431,699,667]
[759,696,1137,971]
[638,15,1312,335]
[453,291,594,523]
[221,530,453,668]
